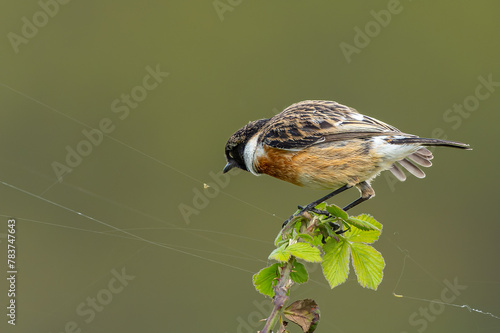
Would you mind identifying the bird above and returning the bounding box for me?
[223,100,470,224]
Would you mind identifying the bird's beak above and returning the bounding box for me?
[223,160,236,173]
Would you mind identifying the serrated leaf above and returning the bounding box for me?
[297,233,314,244]
[274,229,284,246]
[346,216,379,231]
[288,242,322,263]
[321,237,350,288]
[312,234,324,247]
[350,242,385,290]
[269,243,291,262]
[290,262,308,284]
[356,214,382,229]
[275,238,289,248]
[284,299,320,333]
[325,204,348,220]
[345,214,382,244]
[252,263,280,297]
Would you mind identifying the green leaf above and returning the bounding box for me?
[290,262,308,284]
[294,221,302,233]
[346,216,379,231]
[325,204,348,220]
[321,237,350,288]
[275,238,289,248]
[345,214,382,244]
[314,202,327,211]
[355,214,382,230]
[274,229,284,246]
[312,234,324,247]
[350,242,385,290]
[252,263,280,297]
[297,233,314,244]
[269,243,291,262]
[283,299,320,333]
[288,242,322,263]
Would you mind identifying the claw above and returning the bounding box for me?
[284,204,332,228]
[328,222,340,231]
[309,208,330,216]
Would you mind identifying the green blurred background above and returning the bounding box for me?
[0,1,499,332]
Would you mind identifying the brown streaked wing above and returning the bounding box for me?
[260,100,405,150]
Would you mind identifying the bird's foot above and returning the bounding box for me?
[329,221,349,235]
[282,204,332,228]
[298,205,332,218]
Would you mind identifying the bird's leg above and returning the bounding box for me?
[303,184,352,211]
[282,184,351,227]
[298,206,329,216]
[342,197,369,211]
[342,181,375,211]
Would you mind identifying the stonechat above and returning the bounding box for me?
[223,100,470,223]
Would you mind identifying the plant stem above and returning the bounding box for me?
[260,257,295,333]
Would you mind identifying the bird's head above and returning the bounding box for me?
[223,118,269,173]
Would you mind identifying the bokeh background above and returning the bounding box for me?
[1,1,499,332]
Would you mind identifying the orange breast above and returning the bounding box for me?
[255,141,383,189]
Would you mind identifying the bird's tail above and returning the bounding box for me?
[387,137,470,182]
[390,137,471,150]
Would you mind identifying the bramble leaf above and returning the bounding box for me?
[283,299,320,333]
[274,229,284,246]
[321,237,350,288]
[325,204,348,220]
[288,242,322,263]
[290,261,308,284]
[355,214,381,229]
[252,263,280,297]
[297,233,315,244]
[312,234,324,247]
[346,214,382,244]
[350,242,385,290]
[269,243,292,262]
[346,216,379,231]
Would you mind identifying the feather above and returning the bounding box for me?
[389,164,407,181]
[398,159,426,178]
[414,147,434,159]
[408,152,432,167]
[261,100,403,150]
[390,137,470,149]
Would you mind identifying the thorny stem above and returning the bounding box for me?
[259,256,295,333]
[260,213,320,333]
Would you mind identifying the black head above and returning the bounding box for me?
[223,118,269,173]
